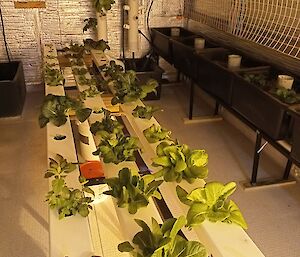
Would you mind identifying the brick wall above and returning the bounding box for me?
[0,0,184,86]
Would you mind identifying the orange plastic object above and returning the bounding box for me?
[80,161,105,179]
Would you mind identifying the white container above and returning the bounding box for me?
[228,54,242,69]
[171,27,180,37]
[194,38,205,51]
[277,75,294,89]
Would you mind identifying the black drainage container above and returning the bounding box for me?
[195,48,232,104]
[171,37,218,80]
[231,68,291,140]
[196,48,268,105]
[289,106,300,164]
[151,27,196,64]
[0,61,26,117]
[124,57,164,100]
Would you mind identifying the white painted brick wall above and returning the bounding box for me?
[0,0,184,85]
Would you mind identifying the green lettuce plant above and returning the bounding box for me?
[44,66,64,86]
[132,105,161,120]
[93,134,140,164]
[38,94,92,128]
[152,142,208,183]
[243,73,268,89]
[90,108,124,138]
[83,17,97,33]
[92,0,115,16]
[79,85,101,100]
[63,42,85,58]
[176,182,247,229]
[143,124,171,143]
[118,216,207,257]
[270,87,300,104]
[111,70,158,105]
[84,39,110,52]
[45,154,94,219]
[70,58,84,66]
[104,168,163,214]
[73,67,89,75]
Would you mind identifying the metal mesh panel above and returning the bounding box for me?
[184,0,300,59]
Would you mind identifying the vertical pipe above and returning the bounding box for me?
[97,12,108,41]
[77,121,99,162]
[251,131,262,185]
[128,0,139,53]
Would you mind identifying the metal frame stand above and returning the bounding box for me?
[243,130,296,189]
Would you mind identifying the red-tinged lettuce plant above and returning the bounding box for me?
[176,182,248,229]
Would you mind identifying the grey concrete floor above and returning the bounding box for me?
[1,85,300,257]
[0,89,48,257]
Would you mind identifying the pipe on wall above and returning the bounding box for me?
[127,0,139,53]
[97,12,108,41]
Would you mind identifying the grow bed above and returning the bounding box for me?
[231,67,296,140]
[0,61,26,117]
[151,27,196,64]
[171,37,218,80]
[195,48,268,105]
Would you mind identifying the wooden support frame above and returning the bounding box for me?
[14,1,46,8]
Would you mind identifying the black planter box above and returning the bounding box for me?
[195,48,268,105]
[171,37,218,80]
[151,27,196,64]
[231,68,292,140]
[124,57,164,100]
[0,61,26,117]
[288,106,300,163]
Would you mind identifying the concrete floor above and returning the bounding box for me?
[0,84,300,257]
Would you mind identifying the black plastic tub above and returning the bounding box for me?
[288,106,300,164]
[0,61,26,117]
[124,57,164,100]
[151,27,196,64]
[195,48,268,105]
[171,37,218,80]
[231,68,292,140]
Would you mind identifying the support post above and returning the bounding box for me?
[283,159,293,180]
[189,80,194,120]
[251,131,262,185]
[214,102,219,116]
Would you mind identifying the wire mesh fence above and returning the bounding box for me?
[184,0,300,60]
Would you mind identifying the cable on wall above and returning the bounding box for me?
[0,5,11,62]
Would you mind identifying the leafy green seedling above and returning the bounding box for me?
[38,94,92,128]
[83,17,97,32]
[44,66,64,86]
[118,216,207,257]
[104,168,163,214]
[243,73,268,89]
[176,182,248,229]
[90,108,124,138]
[44,154,94,219]
[270,87,300,104]
[73,67,89,75]
[84,39,110,51]
[111,70,158,105]
[132,105,161,120]
[143,124,171,143]
[80,85,101,100]
[152,141,208,183]
[92,0,116,16]
[93,133,140,164]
